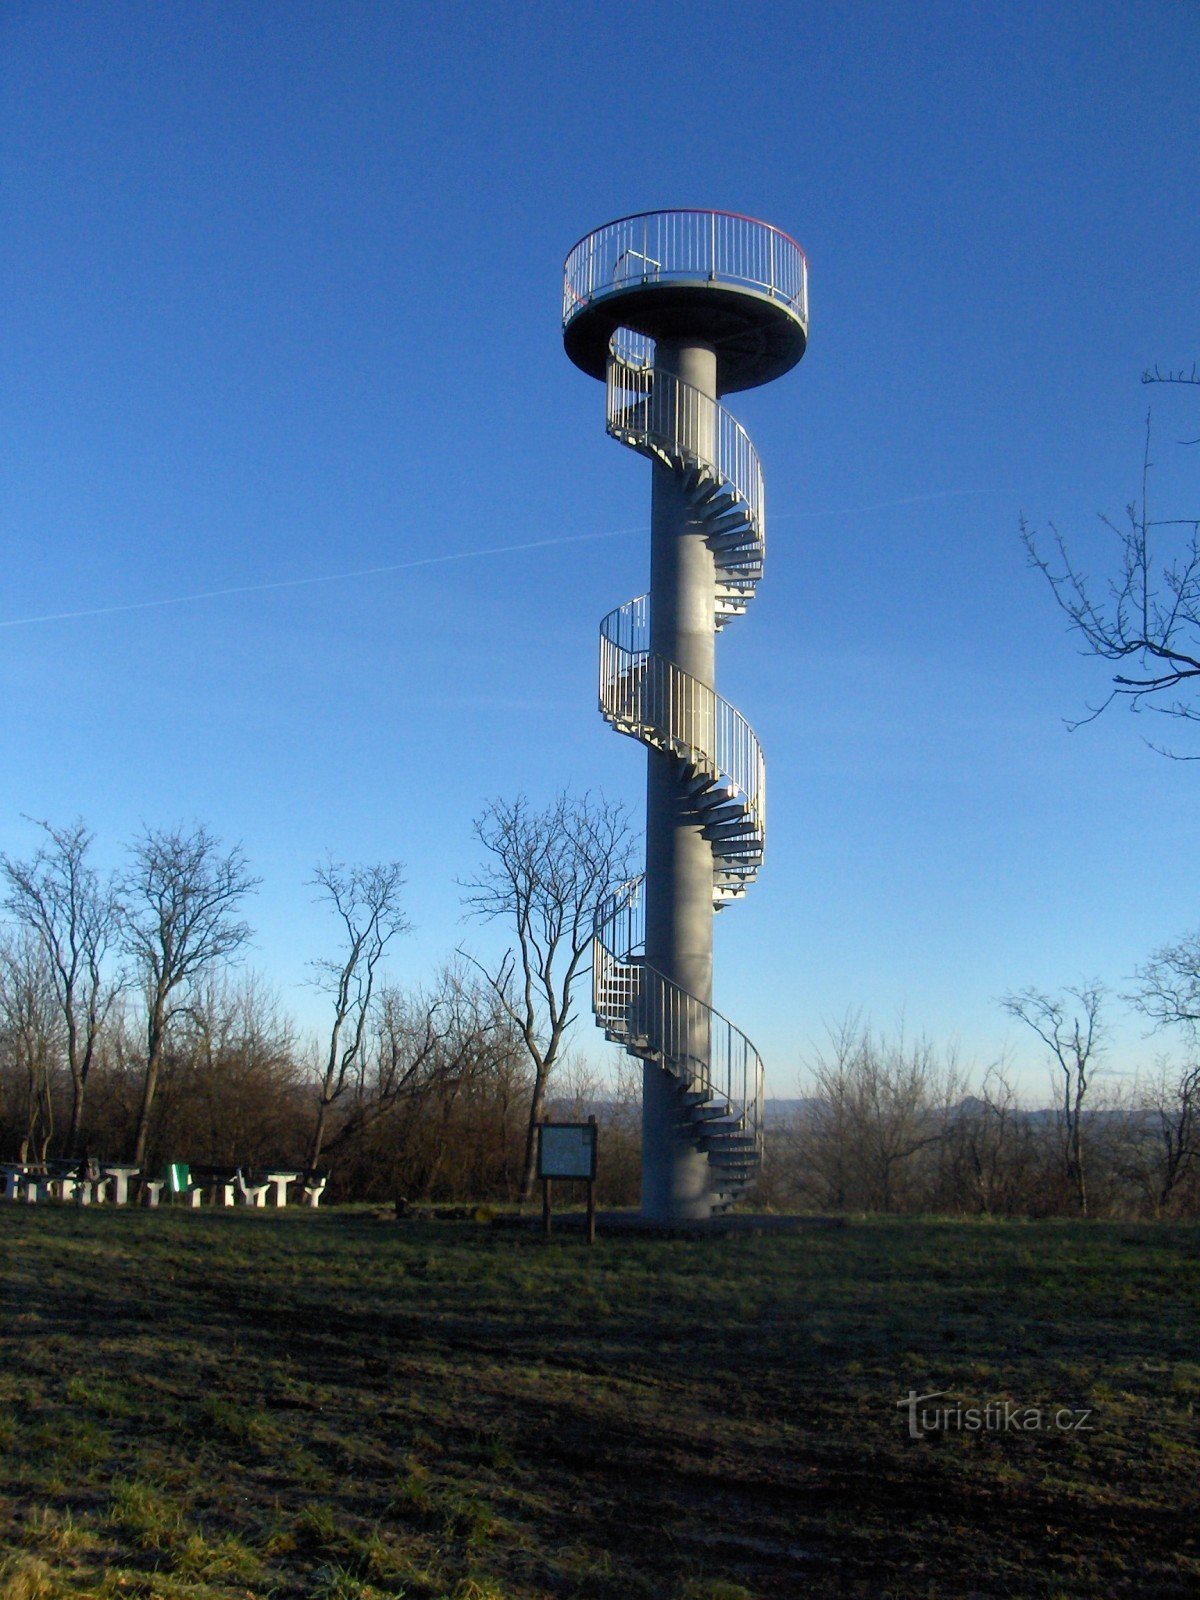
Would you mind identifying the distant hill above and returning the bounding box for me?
[547,1093,1134,1128]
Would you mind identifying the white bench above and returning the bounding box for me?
[0,1165,29,1201]
[144,1174,203,1207]
[236,1171,270,1207]
[264,1170,301,1207]
[101,1165,140,1205]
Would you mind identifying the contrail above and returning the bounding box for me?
[0,488,994,631]
[0,526,644,630]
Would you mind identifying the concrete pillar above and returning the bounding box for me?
[642,338,718,1222]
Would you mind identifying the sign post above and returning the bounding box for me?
[536,1114,598,1243]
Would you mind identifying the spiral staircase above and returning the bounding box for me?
[563,211,807,1216]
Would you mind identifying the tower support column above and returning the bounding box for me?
[642,338,717,1221]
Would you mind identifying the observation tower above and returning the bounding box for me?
[562,209,807,1221]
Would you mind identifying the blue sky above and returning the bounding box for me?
[2,1,1197,1097]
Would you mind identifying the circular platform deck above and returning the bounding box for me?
[563,210,808,393]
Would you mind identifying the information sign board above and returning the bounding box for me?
[537,1121,597,1181]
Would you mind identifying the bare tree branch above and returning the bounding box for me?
[0,933,63,1161]
[1,817,119,1153]
[1128,932,1200,1035]
[1001,982,1105,1215]
[118,824,259,1167]
[460,790,634,1202]
[308,858,409,1168]
[1142,363,1200,387]
[1023,404,1200,753]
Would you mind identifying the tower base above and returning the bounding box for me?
[640,1061,712,1222]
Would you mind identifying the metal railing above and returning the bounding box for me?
[606,347,765,545]
[609,326,653,370]
[598,597,765,844]
[564,209,807,331]
[593,876,765,1156]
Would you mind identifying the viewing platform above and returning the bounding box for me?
[563,208,808,392]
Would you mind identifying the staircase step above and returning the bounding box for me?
[680,1093,731,1113]
[702,512,750,541]
[699,508,743,536]
[698,802,747,827]
[686,471,722,502]
[686,1102,746,1124]
[696,1138,752,1157]
[685,1113,742,1132]
[699,1133,756,1153]
[707,1152,758,1171]
[682,769,721,799]
[694,807,749,835]
[713,585,758,608]
[705,508,753,530]
[688,1105,742,1123]
[693,481,736,509]
[712,548,761,574]
[709,826,760,847]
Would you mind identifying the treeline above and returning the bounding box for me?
[0,964,626,1206]
[0,812,642,1205]
[761,1022,1200,1220]
[3,818,1199,1216]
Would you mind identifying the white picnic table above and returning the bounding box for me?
[264,1170,301,1206]
[100,1165,140,1205]
[0,1164,29,1201]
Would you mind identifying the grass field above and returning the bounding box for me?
[1,1208,1198,1600]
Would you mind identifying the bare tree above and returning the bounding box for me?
[164,972,301,1168]
[307,974,445,1166]
[801,1018,960,1212]
[394,964,526,1202]
[461,790,634,1203]
[1144,1062,1200,1215]
[1129,930,1200,1033]
[946,1066,1040,1216]
[308,859,409,1169]
[0,934,63,1161]
[2,818,118,1154]
[118,825,259,1168]
[318,961,528,1204]
[1142,364,1200,391]
[1021,403,1199,754]
[1002,982,1105,1216]
[1115,1060,1200,1217]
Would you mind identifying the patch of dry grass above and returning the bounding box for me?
[1,1207,1197,1597]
